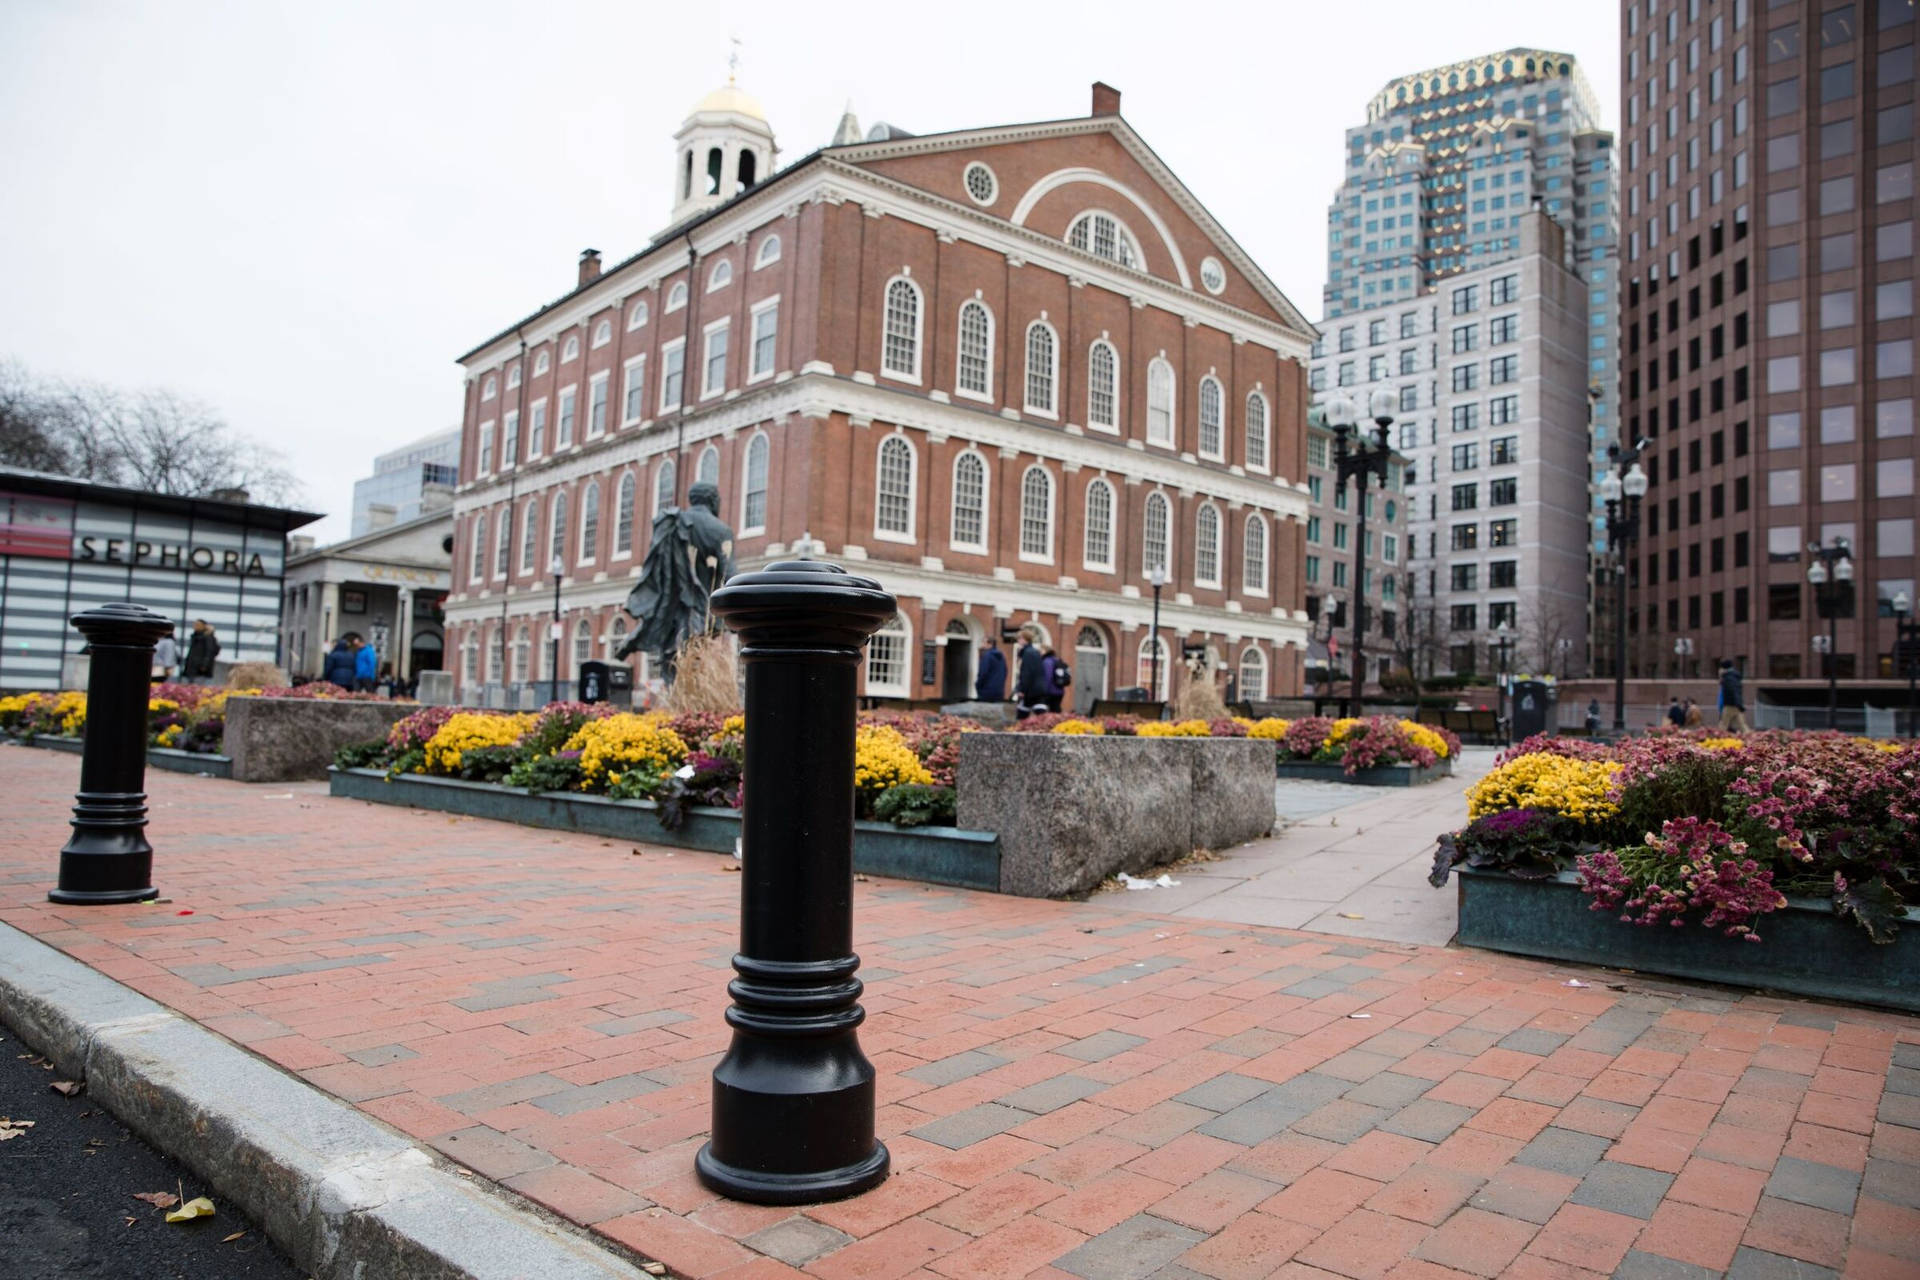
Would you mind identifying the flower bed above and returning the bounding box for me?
[1014,712,1460,781]
[2,682,400,758]
[1432,728,1919,1006]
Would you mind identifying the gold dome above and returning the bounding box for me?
[691,83,767,122]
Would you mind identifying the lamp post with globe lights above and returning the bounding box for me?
[1324,387,1398,719]
[1598,443,1650,732]
[1147,564,1167,705]
[549,553,565,707]
[1806,537,1854,730]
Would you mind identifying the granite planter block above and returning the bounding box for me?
[1457,867,1920,1013]
[956,734,1275,898]
[1274,759,1456,787]
[223,696,416,783]
[327,768,1001,892]
[9,734,232,779]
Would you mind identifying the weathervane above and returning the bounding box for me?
[728,35,741,83]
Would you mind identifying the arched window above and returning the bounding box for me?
[1147,358,1175,445]
[738,148,757,188]
[1198,376,1224,458]
[469,513,487,582]
[1136,636,1170,693]
[950,450,987,550]
[573,618,593,666]
[865,613,911,697]
[462,630,479,682]
[1024,320,1058,416]
[627,300,648,330]
[707,259,733,292]
[1088,340,1119,430]
[882,276,922,380]
[548,489,568,568]
[481,375,497,400]
[1143,491,1172,578]
[533,349,551,375]
[1019,465,1053,560]
[1075,626,1109,701]
[1244,513,1269,595]
[1066,212,1140,267]
[494,508,511,577]
[615,473,636,556]
[666,281,688,312]
[562,334,580,362]
[512,627,530,683]
[520,498,539,572]
[741,434,769,532]
[654,459,676,516]
[578,482,600,562]
[1195,503,1221,587]
[1246,392,1270,471]
[1239,646,1269,702]
[956,300,992,398]
[486,626,504,683]
[592,319,612,347]
[875,435,915,539]
[696,444,720,487]
[706,146,722,195]
[607,615,628,657]
[506,363,522,389]
[754,234,781,269]
[1083,477,1114,570]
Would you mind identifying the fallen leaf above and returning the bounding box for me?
[50,1081,82,1097]
[630,847,644,856]
[721,863,739,873]
[165,1197,216,1223]
[0,1129,22,1142]
[642,1265,667,1277]
[1336,912,1364,920]
[221,1231,246,1243]
[134,1191,181,1209]
[124,1216,138,1227]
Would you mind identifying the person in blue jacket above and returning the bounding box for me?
[352,633,379,692]
[323,636,358,691]
[975,642,1007,701]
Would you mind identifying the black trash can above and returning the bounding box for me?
[1510,678,1556,741]
[577,660,633,708]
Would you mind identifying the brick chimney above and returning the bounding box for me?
[1091,82,1121,117]
[578,248,602,286]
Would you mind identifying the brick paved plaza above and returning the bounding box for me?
[0,747,1916,1279]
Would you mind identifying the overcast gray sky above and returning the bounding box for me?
[0,0,1618,542]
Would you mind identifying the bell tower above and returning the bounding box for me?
[668,55,777,230]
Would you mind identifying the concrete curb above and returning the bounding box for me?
[0,922,659,1280]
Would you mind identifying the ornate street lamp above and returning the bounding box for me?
[1599,444,1650,732]
[549,553,565,707]
[1147,564,1167,705]
[1893,589,1918,738]
[1673,635,1695,679]
[1325,387,1397,719]
[1806,537,1853,730]
[1491,621,1515,744]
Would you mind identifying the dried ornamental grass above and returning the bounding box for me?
[665,634,740,715]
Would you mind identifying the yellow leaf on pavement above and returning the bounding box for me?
[165,1197,215,1223]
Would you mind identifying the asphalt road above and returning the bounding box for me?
[0,1026,304,1279]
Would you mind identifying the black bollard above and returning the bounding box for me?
[50,603,174,905]
[696,560,896,1204]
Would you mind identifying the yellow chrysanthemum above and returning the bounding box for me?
[1400,720,1453,759]
[1466,753,1624,823]
[1699,737,1745,751]
[1137,719,1210,738]
[854,724,933,791]
[1247,717,1291,741]
[565,714,688,785]
[1048,719,1105,735]
[422,712,536,774]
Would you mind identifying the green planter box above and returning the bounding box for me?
[1457,867,1920,1013]
[1275,758,1455,787]
[328,767,1000,892]
[10,734,233,779]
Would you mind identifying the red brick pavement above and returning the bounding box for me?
[1,747,1917,1280]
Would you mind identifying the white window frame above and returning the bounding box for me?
[586,372,609,439]
[700,318,730,400]
[1143,490,1173,578]
[881,274,923,383]
[1238,646,1269,701]
[519,497,539,573]
[873,433,917,543]
[481,375,497,401]
[660,339,686,412]
[532,349,551,376]
[748,296,780,383]
[1024,319,1059,418]
[572,617,594,668]
[1136,635,1170,691]
[1147,356,1176,446]
[864,613,912,697]
[1083,477,1115,573]
[740,432,770,535]
[512,626,530,683]
[506,363,521,390]
[1198,375,1225,460]
[665,281,688,312]
[1243,512,1269,596]
[707,259,734,292]
[527,397,549,458]
[591,319,611,348]
[1018,464,1055,563]
[621,356,647,426]
[754,234,781,269]
[955,298,994,402]
[562,334,580,363]
[501,409,519,468]
[556,385,577,447]
[653,459,676,517]
[695,444,720,488]
[1087,339,1120,433]
[578,480,600,564]
[627,300,648,331]
[949,449,989,554]
[468,512,487,582]
[477,419,494,474]
[613,472,636,559]
[1194,501,1222,588]
[494,506,511,578]
[1066,210,1142,268]
[1245,391,1270,472]
[548,489,569,567]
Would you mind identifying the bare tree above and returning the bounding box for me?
[1513,598,1581,678]
[0,360,299,504]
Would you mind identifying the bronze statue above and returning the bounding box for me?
[616,480,736,681]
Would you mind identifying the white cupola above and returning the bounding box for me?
[668,77,777,229]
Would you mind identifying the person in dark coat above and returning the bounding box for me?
[182,619,220,683]
[1666,696,1686,727]
[1718,658,1750,733]
[975,643,1007,701]
[1041,645,1068,713]
[1013,624,1048,719]
[323,636,358,691]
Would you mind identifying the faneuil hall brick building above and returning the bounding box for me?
[443,80,1318,709]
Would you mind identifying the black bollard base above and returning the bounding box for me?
[695,1139,889,1207]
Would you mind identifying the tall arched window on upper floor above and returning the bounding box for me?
[1088,340,1119,431]
[882,276,922,381]
[512,627,530,683]
[950,450,987,552]
[1246,391,1270,472]
[1238,646,1269,702]
[696,444,720,488]
[548,489,569,569]
[461,630,479,683]
[741,433,769,533]
[1147,358,1175,446]
[1019,465,1054,562]
[1143,491,1172,579]
[875,435,916,540]
[578,481,601,563]
[520,498,539,573]
[469,512,487,584]
[1194,502,1222,588]
[956,299,992,400]
[1083,477,1115,572]
[1024,320,1058,417]
[615,473,636,557]
[1198,376,1225,459]
[865,613,911,697]
[494,508,511,578]
[1066,211,1140,268]
[1244,512,1270,596]
[654,459,676,517]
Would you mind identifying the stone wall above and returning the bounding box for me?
[957,735,1275,898]
[223,697,416,783]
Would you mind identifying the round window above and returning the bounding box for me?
[963,162,997,206]
[1200,257,1227,295]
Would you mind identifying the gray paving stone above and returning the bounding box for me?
[1054,1213,1208,1280]
[346,1043,420,1068]
[997,1074,1105,1114]
[902,1050,1010,1086]
[1343,1071,1433,1111]
[1196,1092,1313,1146]
[1292,1099,1387,1144]
[586,1009,694,1037]
[437,1074,571,1114]
[1515,1127,1614,1177]
[1265,1072,1352,1112]
[1879,1091,1920,1128]
[1777,1010,1840,1032]
[1059,1030,1149,1063]
[1614,1249,1721,1279]
[1315,1049,1400,1082]
[1320,964,1384,985]
[1884,1065,1920,1096]
[1863,1157,1920,1208]
[434,1126,556,1180]
[1726,1246,1841,1279]
[1327,943,1377,958]
[1378,1097,1474,1144]
[1569,1162,1674,1219]
[907,1103,1034,1149]
[1740,1065,1814,1092]
[743,1216,854,1266]
[1076,956,1186,987]
[1174,1073,1276,1113]
[1498,1028,1571,1056]
[1280,977,1349,999]
[1892,1042,1920,1070]
[1764,1156,1861,1213]
[451,972,571,1012]
[530,1073,664,1116]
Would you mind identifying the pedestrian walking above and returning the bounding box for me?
[1584,698,1603,735]
[152,631,178,683]
[182,619,220,684]
[1717,658,1750,733]
[1013,625,1048,720]
[353,634,379,693]
[1666,696,1686,728]
[1042,645,1070,713]
[975,642,1008,701]
[323,635,357,691]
